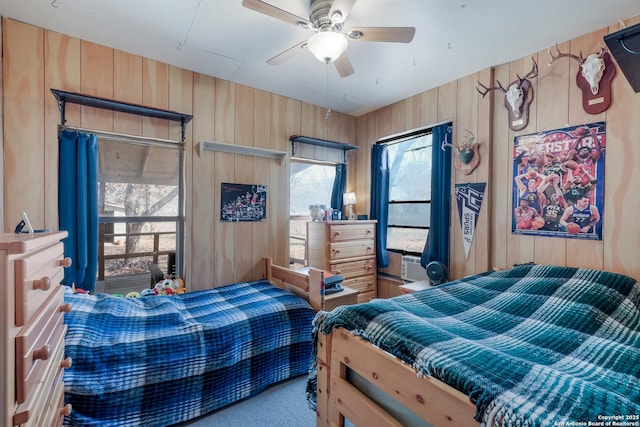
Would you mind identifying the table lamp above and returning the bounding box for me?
[343,192,357,220]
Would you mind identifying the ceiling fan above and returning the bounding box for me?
[242,0,416,77]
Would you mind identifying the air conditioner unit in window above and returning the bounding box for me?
[401,255,428,282]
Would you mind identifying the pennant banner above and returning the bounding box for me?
[455,183,486,258]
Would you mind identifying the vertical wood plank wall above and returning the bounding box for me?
[359,16,640,282]
[0,18,355,290]
[3,15,640,286]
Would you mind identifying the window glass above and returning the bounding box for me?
[388,203,430,228]
[290,161,336,215]
[386,228,428,254]
[385,132,432,254]
[97,138,183,288]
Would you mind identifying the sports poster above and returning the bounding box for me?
[455,183,486,258]
[220,183,267,222]
[512,122,605,240]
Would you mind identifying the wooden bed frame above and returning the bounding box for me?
[264,257,325,311]
[265,257,478,426]
[315,327,480,427]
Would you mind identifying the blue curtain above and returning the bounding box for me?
[330,163,346,213]
[421,124,452,268]
[59,129,99,293]
[370,144,390,267]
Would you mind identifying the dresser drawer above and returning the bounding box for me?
[343,274,376,294]
[330,258,375,279]
[15,286,66,405]
[327,223,375,242]
[15,242,69,326]
[37,369,68,427]
[15,367,68,427]
[357,290,377,304]
[328,240,375,261]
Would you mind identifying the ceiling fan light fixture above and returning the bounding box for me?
[308,30,348,63]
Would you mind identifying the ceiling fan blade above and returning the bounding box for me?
[329,0,357,24]
[334,53,354,78]
[266,40,308,65]
[242,0,311,28]
[348,27,416,43]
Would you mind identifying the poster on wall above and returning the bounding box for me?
[455,183,486,258]
[220,183,267,222]
[512,122,605,240]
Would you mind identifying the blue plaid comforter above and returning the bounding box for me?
[63,280,315,426]
[310,265,640,426]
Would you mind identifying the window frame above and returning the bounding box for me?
[289,157,340,267]
[289,157,339,215]
[378,127,434,256]
[97,136,185,278]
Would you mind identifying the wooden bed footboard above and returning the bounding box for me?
[316,327,479,427]
[264,257,325,310]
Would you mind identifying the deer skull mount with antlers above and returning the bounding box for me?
[476,59,538,131]
[547,43,617,114]
[441,129,480,175]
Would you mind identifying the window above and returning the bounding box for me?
[289,159,336,267]
[97,137,184,285]
[384,131,433,254]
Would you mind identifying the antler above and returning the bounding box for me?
[441,133,454,151]
[441,129,476,152]
[517,58,538,82]
[593,46,607,58]
[460,129,475,150]
[476,80,507,98]
[547,42,584,66]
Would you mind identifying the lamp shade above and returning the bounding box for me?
[308,31,348,63]
[343,192,357,206]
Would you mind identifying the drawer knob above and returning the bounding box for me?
[333,249,341,254]
[33,345,51,361]
[61,357,73,369]
[60,303,72,313]
[33,276,51,291]
[60,257,73,268]
[59,403,72,417]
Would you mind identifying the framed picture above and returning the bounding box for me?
[220,183,267,222]
[512,122,605,240]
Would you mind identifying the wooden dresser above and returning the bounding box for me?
[306,220,377,303]
[1,232,73,427]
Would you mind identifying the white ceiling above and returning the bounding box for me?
[1,0,639,116]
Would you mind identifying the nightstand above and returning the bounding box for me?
[399,279,432,294]
[324,286,359,311]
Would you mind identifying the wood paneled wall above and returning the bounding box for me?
[1,18,356,290]
[361,16,640,282]
[3,15,640,286]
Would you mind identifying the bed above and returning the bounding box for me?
[63,258,323,427]
[309,264,640,427]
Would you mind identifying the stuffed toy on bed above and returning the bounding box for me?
[151,277,185,295]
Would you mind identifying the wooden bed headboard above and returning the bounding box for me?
[263,257,324,311]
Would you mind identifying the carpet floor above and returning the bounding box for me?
[174,375,316,426]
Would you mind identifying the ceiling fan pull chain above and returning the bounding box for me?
[326,62,332,120]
